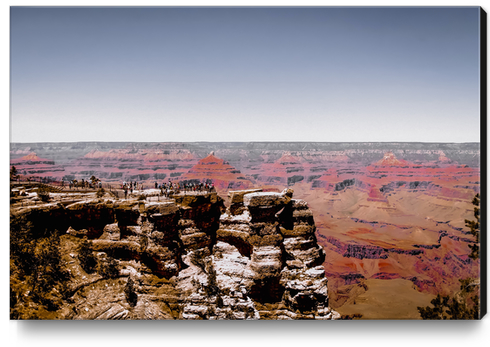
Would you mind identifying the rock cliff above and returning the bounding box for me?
[179,188,338,319]
[10,188,339,320]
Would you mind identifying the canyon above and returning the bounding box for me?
[10,142,481,319]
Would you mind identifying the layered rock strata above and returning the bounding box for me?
[178,188,339,319]
[11,189,338,320]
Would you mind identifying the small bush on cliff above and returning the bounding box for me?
[138,221,152,251]
[139,233,149,252]
[77,237,97,274]
[33,234,68,295]
[215,293,224,308]
[96,188,105,198]
[37,186,50,202]
[419,194,481,320]
[10,215,36,279]
[189,250,207,270]
[204,262,219,297]
[124,276,138,307]
[418,279,479,319]
[98,256,119,279]
[10,166,18,181]
[10,221,69,318]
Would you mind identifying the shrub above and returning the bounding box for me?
[418,280,480,320]
[98,256,119,279]
[37,186,50,202]
[124,276,138,307]
[189,250,206,270]
[204,262,219,297]
[10,166,18,181]
[465,194,480,260]
[216,293,224,308]
[10,227,69,317]
[77,237,97,274]
[96,188,105,198]
[139,233,149,252]
[10,215,36,278]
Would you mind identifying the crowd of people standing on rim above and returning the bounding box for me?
[68,178,102,190]
[121,179,215,199]
[154,180,215,197]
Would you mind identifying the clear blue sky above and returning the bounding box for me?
[10,7,481,143]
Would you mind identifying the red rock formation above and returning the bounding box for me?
[10,152,65,179]
[367,185,387,202]
[374,151,411,167]
[180,153,253,191]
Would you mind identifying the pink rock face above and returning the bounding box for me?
[180,154,253,190]
[10,152,65,180]
[367,185,387,202]
[374,151,411,167]
[15,152,50,162]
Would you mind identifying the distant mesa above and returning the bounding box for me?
[276,152,303,166]
[180,153,253,190]
[197,153,224,165]
[10,152,64,179]
[374,151,410,167]
[11,152,54,165]
[436,151,452,164]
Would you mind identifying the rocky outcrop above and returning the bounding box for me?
[176,188,339,319]
[12,199,115,238]
[11,189,338,320]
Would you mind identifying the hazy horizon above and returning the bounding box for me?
[10,140,481,144]
[10,7,481,143]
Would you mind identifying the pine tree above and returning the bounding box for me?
[465,193,480,260]
[418,279,479,319]
[418,194,481,319]
[10,166,18,181]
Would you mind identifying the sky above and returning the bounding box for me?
[9,6,481,143]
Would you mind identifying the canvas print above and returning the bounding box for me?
[9,7,483,320]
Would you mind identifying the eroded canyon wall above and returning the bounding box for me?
[10,189,339,320]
